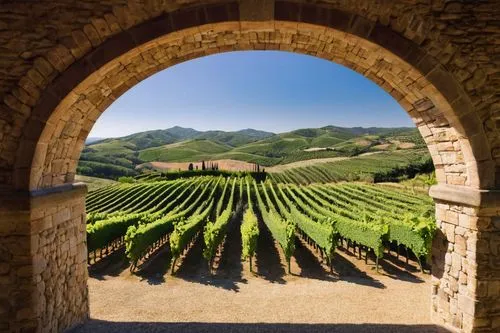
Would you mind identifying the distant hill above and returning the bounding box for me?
[78,125,426,179]
[196,128,275,147]
[88,126,274,150]
[85,137,105,144]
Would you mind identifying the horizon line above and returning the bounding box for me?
[86,124,417,140]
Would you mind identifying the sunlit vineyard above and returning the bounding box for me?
[269,149,432,184]
[86,176,436,274]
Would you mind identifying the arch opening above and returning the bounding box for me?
[77,48,442,330]
[22,20,485,192]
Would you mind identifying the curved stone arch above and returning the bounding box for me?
[0,0,496,191]
[0,2,499,333]
[8,2,492,191]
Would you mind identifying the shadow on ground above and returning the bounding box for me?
[335,245,423,285]
[173,229,242,292]
[88,248,129,280]
[292,236,334,280]
[86,207,425,292]
[377,253,425,283]
[70,320,451,333]
[254,212,286,284]
[134,243,173,285]
[292,236,386,290]
[329,249,385,289]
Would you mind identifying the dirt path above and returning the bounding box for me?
[73,224,449,333]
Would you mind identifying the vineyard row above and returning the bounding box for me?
[86,176,435,273]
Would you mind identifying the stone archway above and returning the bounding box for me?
[0,1,498,332]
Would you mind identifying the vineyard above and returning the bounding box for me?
[268,149,433,185]
[80,125,429,181]
[86,176,436,275]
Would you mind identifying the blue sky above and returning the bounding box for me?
[89,51,412,138]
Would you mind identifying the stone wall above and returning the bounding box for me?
[430,185,500,332]
[0,184,88,332]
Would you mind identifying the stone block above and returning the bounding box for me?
[455,234,467,256]
[426,66,461,103]
[452,252,462,272]
[446,210,459,225]
[372,23,415,58]
[458,294,477,316]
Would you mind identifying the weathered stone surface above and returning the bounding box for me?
[432,199,500,333]
[0,185,88,333]
[0,1,498,333]
[430,184,500,209]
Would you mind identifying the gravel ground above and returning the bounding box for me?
[72,216,450,333]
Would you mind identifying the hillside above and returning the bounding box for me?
[78,125,426,179]
[88,126,274,150]
[74,175,117,191]
[268,149,432,184]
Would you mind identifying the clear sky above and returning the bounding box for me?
[89,51,412,138]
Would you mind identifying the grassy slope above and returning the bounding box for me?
[139,139,233,161]
[79,126,427,179]
[269,149,432,185]
[75,175,117,192]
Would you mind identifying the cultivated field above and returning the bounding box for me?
[79,175,444,332]
[86,177,434,274]
[266,152,385,172]
[269,149,431,184]
[75,175,117,191]
[79,126,427,180]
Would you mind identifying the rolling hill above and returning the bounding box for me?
[78,125,427,179]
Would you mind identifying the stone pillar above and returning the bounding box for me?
[0,184,89,332]
[430,184,500,332]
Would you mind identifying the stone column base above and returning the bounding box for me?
[430,184,500,333]
[0,183,89,332]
